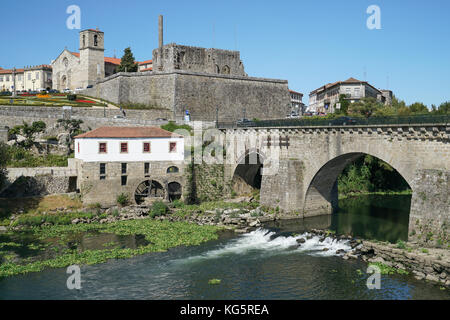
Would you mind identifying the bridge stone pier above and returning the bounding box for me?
[223,123,450,245]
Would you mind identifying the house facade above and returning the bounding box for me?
[0,65,52,92]
[308,77,391,114]
[289,90,304,115]
[74,126,185,206]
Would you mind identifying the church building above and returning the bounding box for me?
[51,28,121,91]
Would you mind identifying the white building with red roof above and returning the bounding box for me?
[73,126,185,205]
[74,126,184,162]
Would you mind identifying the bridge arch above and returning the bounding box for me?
[302,152,413,217]
[231,149,266,196]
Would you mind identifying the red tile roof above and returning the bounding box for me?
[74,126,183,139]
[70,52,121,65]
[310,77,381,94]
[139,60,153,65]
[141,67,153,72]
[104,57,121,65]
[0,68,25,74]
[289,90,303,95]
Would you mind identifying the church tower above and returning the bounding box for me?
[79,28,105,88]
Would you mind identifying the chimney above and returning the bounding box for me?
[158,15,163,71]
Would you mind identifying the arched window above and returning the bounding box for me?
[167,166,179,174]
[94,35,98,46]
[221,65,230,74]
[82,35,86,47]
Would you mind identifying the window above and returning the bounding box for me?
[143,142,151,153]
[36,72,39,80]
[169,142,177,153]
[77,142,80,153]
[0,76,3,82]
[121,163,127,174]
[167,166,179,174]
[28,74,31,81]
[6,76,9,82]
[120,142,128,153]
[94,35,98,46]
[121,176,127,186]
[100,163,106,180]
[144,163,150,175]
[99,142,107,153]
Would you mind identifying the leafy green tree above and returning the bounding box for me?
[117,47,138,72]
[336,94,350,115]
[0,142,10,189]
[9,121,46,148]
[348,97,384,118]
[408,102,429,114]
[436,101,450,114]
[391,96,406,110]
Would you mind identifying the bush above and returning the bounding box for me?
[170,199,185,209]
[396,240,407,249]
[150,201,169,218]
[67,94,77,101]
[116,193,129,207]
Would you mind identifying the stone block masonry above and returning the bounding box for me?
[82,70,292,122]
[224,124,450,246]
[0,127,7,143]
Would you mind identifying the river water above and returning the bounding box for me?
[0,195,449,300]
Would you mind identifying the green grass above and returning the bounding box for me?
[6,146,71,168]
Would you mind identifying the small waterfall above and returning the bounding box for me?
[175,229,352,264]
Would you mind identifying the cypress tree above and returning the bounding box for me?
[117,47,138,72]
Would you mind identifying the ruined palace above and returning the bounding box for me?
[83,16,292,122]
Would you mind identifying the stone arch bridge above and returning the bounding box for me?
[222,123,450,244]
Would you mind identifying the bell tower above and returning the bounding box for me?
[79,28,105,88]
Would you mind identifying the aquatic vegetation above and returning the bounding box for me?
[368,262,409,275]
[0,219,221,278]
[208,279,221,285]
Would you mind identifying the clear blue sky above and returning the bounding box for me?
[1,0,449,107]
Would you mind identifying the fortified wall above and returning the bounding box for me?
[82,70,291,122]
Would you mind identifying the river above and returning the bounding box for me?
[0,195,449,300]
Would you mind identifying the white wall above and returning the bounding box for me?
[75,137,185,162]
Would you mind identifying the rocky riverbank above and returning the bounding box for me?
[69,203,273,233]
[303,229,449,288]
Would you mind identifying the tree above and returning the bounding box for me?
[408,102,429,114]
[57,119,85,155]
[0,142,10,190]
[8,121,46,149]
[348,97,383,118]
[336,94,350,115]
[436,101,450,114]
[117,47,138,72]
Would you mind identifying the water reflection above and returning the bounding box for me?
[331,194,411,243]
